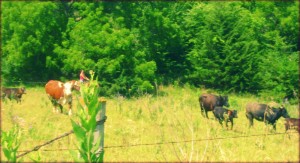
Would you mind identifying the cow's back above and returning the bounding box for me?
[199,93,218,111]
[2,87,17,97]
[246,102,268,121]
[246,103,267,112]
[45,80,64,100]
[213,106,226,118]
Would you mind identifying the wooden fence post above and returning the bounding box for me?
[94,97,107,160]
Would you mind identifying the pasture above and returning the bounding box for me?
[1,85,299,162]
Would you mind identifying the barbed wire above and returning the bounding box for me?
[103,131,298,149]
[16,117,107,158]
[16,130,74,158]
[16,131,298,158]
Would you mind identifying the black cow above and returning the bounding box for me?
[2,87,26,103]
[284,118,299,133]
[199,93,229,118]
[245,103,290,130]
[213,107,238,130]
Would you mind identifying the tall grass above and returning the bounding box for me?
[1,85,299,162]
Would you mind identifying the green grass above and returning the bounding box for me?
[1,85,299,162]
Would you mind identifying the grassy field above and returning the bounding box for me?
[1,85,299,162]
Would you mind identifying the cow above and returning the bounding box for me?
[245,102,290,130]
[199,93,230,118]
[213,106,238,130]
[1,87,26,103]
[45,80,80,116]
[284,118,299,133]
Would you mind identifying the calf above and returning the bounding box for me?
[1,87,26,103]
[284,118,299,133]
[213,106,238,130]
[199,93,229,118]
[245,103,290,130]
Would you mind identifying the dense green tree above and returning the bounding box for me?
[184,2,263,92]
[1,1,298,97]
[184,1,298,97]
[2,2,68,84]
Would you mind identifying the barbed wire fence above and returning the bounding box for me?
[16,130,298,159]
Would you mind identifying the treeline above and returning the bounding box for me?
[2,1,298,98]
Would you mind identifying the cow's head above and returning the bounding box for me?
[279,105,290,118]
[227,110,238,118]
[20,87,26,94]
[220,95,230,107]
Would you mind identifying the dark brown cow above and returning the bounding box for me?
[2,87,26,103]
[284,118,299,133]
[199,93,229,118]
[246,102,290,130]
[45,80,80,116]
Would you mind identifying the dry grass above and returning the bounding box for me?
[1,85,299,162]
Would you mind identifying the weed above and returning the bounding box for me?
[1,125,22,162]
[70,73,104,162]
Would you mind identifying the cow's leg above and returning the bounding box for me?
[2,94,8,102]
[205,110,209,119]
[229,119,233,130]
[218,119,223,127]
[68,103,72,116]
[225,118,232,129]
[284,123,289,132]
[54,104,60,113]
[205,104,214,119]
[50,99,59,113]
[200,102,206,117]
[225,119,228,129]
[212,111,217,120]
[8,94,13,101]
[16,96,21,103]
[272,123,276,131]
[246,113,253,128]
[2,93,6,100]
[58,104,63,113]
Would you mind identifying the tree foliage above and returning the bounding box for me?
[1,1,298,98]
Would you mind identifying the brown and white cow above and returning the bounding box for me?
[45,80,80,116]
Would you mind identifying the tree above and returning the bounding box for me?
[2,2,68,84]
[54,2,157,96]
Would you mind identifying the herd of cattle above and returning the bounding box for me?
[199,93,299,132]
[1,83,299,133]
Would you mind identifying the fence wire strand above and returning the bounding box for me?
[16,131,298,158]
[16,130,74,158]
